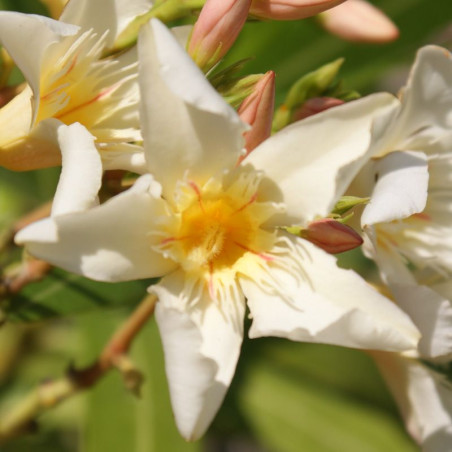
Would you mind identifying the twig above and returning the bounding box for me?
[0,293,158,442]
[3,259,51,296]
[0,201,53,300]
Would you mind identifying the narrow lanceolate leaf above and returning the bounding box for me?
[5,268,157,322]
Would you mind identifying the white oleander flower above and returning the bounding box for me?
[358,45,452,274]
[0,0,153,171]
[16,20,419,440]
[351,46,452,360]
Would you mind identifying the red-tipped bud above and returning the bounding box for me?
[320,0,399,43]
[250,0,345,20]
[238,71,275,159]
[292,96,344,121]
[302,218,363,254]
[188,0,251,71]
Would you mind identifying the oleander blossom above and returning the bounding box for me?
[16,20,419,440]
[359,46,452,278]
[348,47,452,451]
[0,0,153,171]
[350,46,452,360]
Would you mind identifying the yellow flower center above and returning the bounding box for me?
[157,170,280,295]
[179,195,254,271]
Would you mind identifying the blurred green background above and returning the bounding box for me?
[0,0,451,451]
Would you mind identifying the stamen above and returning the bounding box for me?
[160,235,190,245]
[208,262,215,300]
[232,191,258,215]
[188,180,205,212]
[234,241,274,261]
[55,83,119,119]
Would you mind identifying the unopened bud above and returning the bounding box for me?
[250,0,345,20]
[301,218,363,254]
[215,73,264,108]
[238,71,275,157]
[292,96,344,121]
[188,0,251,72]
[319,0,399,43]
[332,196,370,216]
[273,58,343,132]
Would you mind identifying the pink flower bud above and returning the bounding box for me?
[303,218,363,254]
[250,0,346,20]
[320,0,399,43]
[238,71,275,160]
[292,96,344,121]
[188,0,251,71]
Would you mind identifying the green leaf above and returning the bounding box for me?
[240,356,418,452]
[5,268,157,322]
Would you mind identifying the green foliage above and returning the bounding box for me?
[239,342,418,452]
[5,269,157,322]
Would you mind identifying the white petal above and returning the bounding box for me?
[241,235,419,351]
[15,175,176,281]
[152,271,244,440]
[138,20,247,198]
[61,0,154,46]
[372,352,452,448]
[361,150,429,226]
[101,143,147,173]
[361,226,415,286]
[0,92,61,171]
[0,12,78,102]
[52,123,102,216]
[246,93,399,225]
[394,46,452,152]
[390,283,452,360]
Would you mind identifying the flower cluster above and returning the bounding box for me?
[1,0,451,449]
